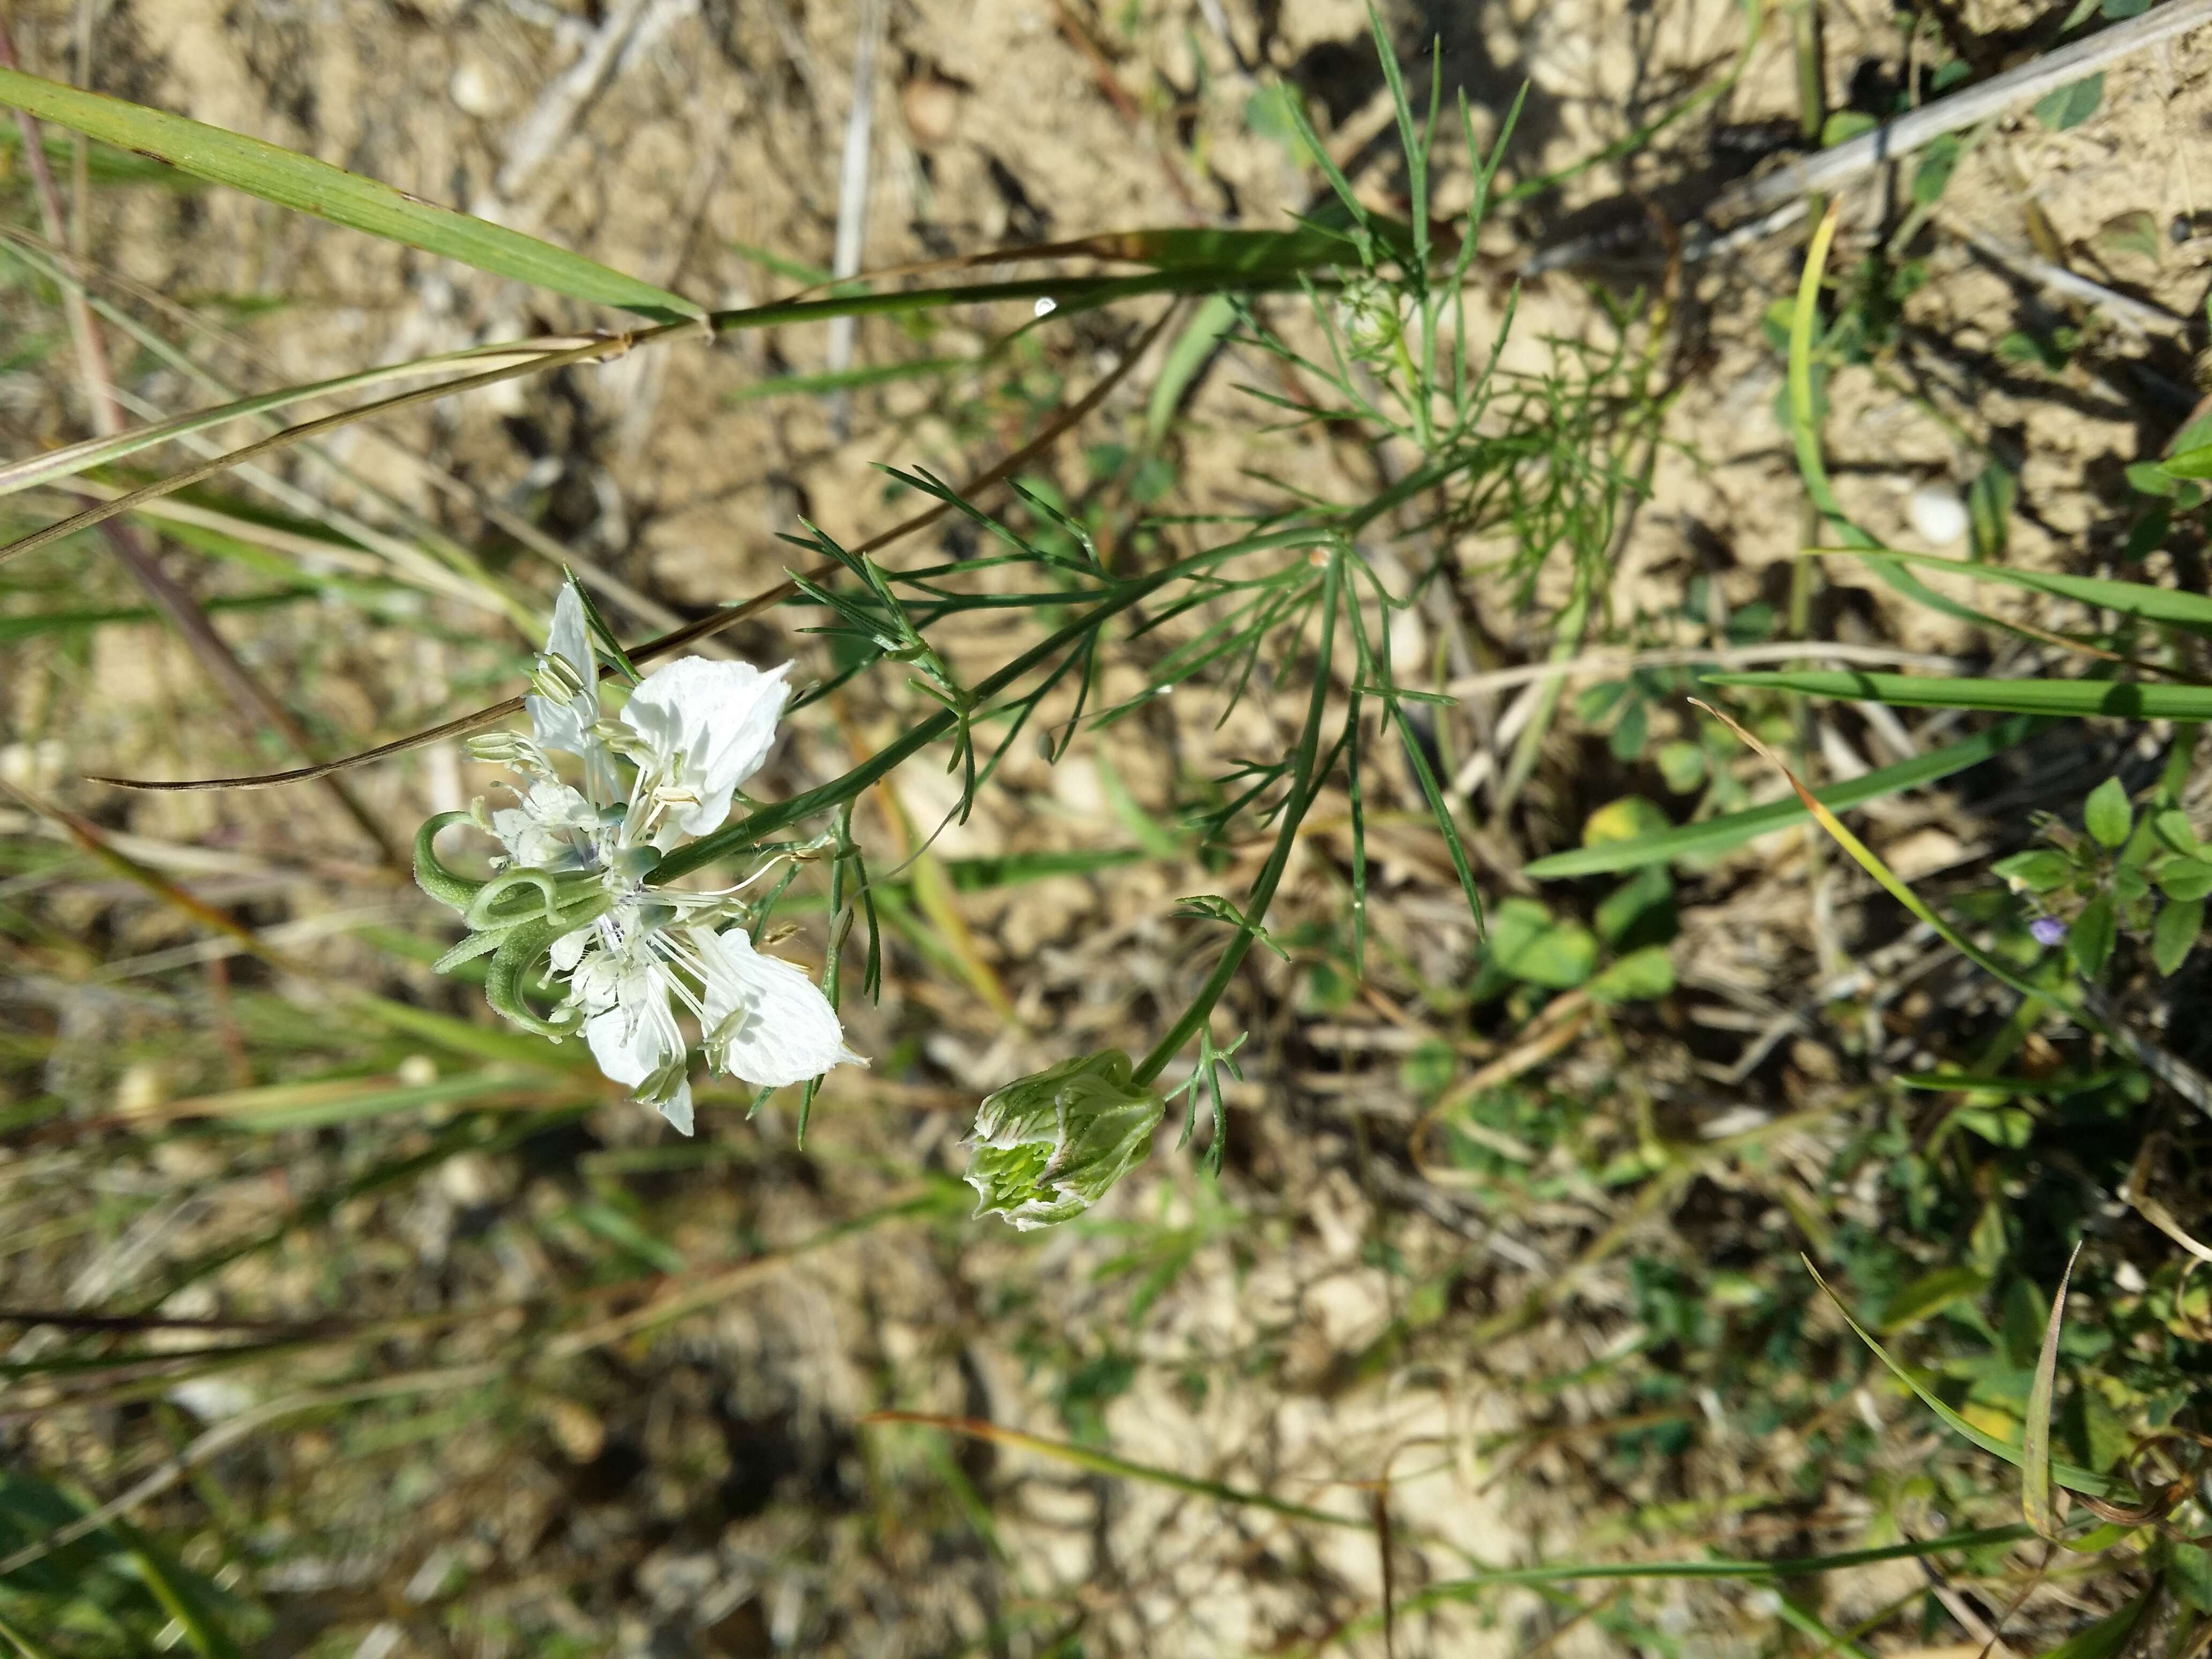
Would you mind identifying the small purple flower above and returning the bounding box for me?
[2030,916,2069,946]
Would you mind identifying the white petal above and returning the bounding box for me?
[582,968,683,1087]
[655,1080,695,1136]
[622,657,792,838]
[692,926,862,1089]
[490,780,597,869]
[584,1005,657,1087]
[527,586,600,757]
[549,924,594,975]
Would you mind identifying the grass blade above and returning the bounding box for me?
[2024,1242,2081,1540]
[860,1411,1370,1529]
[1146,293,1238,443]
[1302,1525,2036,1657]
[1803,1257,2117,1498]
[1525,714,2043,878]
[0,589,305,641]
[1705,669,2212,720]
[1690,698,2059,1010]
[722,356,967,404]
[0,1608,59,1659]
[940,848,1145,889]
[0,338,592,499]
[2038,1592,2151,1659]
[0,69,701,323]
[137,1068,559,1132]
[0,331,647,571]
[113,1522,245,1659]
[1815,547,2212,635]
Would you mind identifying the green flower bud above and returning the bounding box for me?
[1333,276,1403,359]
[966,1050,1164,1230]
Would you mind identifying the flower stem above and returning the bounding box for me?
[1133,544,1343,1089]
[652,528,1321,883]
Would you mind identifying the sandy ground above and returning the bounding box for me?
[4,0,2211,1652]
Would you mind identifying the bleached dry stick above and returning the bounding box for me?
[1707,0,2212,230]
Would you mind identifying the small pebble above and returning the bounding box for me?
[901,76,961,148]
[1907,481,1969,546]
[450,61,500,118]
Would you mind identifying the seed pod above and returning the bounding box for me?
[966,1050,1164,1230]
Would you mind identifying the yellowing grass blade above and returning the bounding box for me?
[1802,1256,2117,1499]
[2024,1242,2082,1540]
[0,338,598,500]
[1689,699,2054,1010]
[0,69,701,324]
[1786,203,1983,627]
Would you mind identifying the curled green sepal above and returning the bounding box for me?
[484,911,593,1038]
[414,811,490,914]
[435,886,607,977]
[966,1049,1164,1230]
[432,927,508,975]
[464,865,566,931]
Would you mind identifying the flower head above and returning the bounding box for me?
[416,584,862,1134]
[615,656,793,850]
[966,1050,1164,1230]
[2030,915,2069,947]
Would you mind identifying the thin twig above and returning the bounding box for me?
[825,0,885,437]
[1704,0,2212,231]
[1941,214,2191,336]
[1530,0,2212,271]
[1444,641,1967,698]
[88,303,1179,793]
[0,20,401,862]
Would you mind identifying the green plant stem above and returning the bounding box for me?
[1133,547,1343,1087]
[649,540,1261,881]
[701,270,1325,334]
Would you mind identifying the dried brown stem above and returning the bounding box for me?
[0,20,401,861]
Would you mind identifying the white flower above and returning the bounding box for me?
[693,925,866,1088]
[432,585,864,1135]
[619,657,794,850]
[566,919,697,1134]
[526,585,599,756]
[489,779,602,872]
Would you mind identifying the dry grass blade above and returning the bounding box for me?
[0,328,654,572]
[87,303,1176,793]
[0,775,298,971]
[1,21,402,859]
[860,1411,1373,1529]
[2024,1242,2082,1540]
[0,1199,933,1576]
[0,337,599,500]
